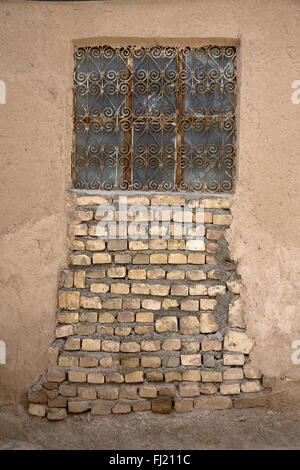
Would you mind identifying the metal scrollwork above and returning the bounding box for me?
[73,45,236,192]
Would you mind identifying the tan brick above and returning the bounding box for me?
[208,285,226,296]
[199,313,219,333]
[182,341,200,352]
[73,271,86,289]
[168,253,187,264]
[139,386,157,398]
[201,198,231,209]
[147,269,165,279]
[112,403,131,414]
[76,209,94,222]
[189,284,208,295]
[86,269,106,279]
[162,298,179,309]
[206,229,224,240]
[149,239,168,250]
[201,340,222,352]
[76,196,110,206]
[81,338,101,351]
[171,284,188,296]
[133,401,151,412]
[61,270,73,288]
[150,284,170,296]
[141,340,161,352]
[133,253,150,264]
[166,270,185,280]
[150,253,168,264]
[223,368,244,380]
[183,370,201,382]
[71,254,91,266]
[107,267,126,278]
[87,373,105,384]
[186,239,205,251]
[129,241,149,250]
[164,372,182,383]
[123,298,140,309]
[102,298,122,310]
[58,312,79,324]
[58,356,78,367]
[155,316,178,333]
[72,240,85,251]
[90,283,109,294]
[120,342,140,353]
[115,253,132,264]
[226,279,241,294]
[186,270,206,281]
[179,384,200,397]
[135,325,154,335]
[243,364,262,379]
[194,396,232,409]
[136,312,154,323]
[142,299,161,310]
[199,383,218,394]
[162,339,181,351]
[181,299,199,311]
[28,403,46,417]
[58,291,80,310]
[64,337,80,351]
[121,357,139,368]
[180,316,199,334]
[115,326,132,336]
[79,357,98,368]
[68,401,89,413]
[223,353,245,366]
[92,253,112,264]
[85,239,105,251]
[119,388,138,400]
[181,354,201,366]
[125,371,144,383]
[97,325,114,335]
[241,380,262,393]
[91,403,112,415]
[98,312,115,323]
[47,408,67,420]
[151,195,185,206]
[98,387,119,400]
[187,253,205,264]
[72,224,88,236]
[200,299,217,310]
[80,296,102,309]
[151,397,173,414]
[224,331,254,354]
[131,283,150,295]
[107,240,127,251]
[229,299,245,328]
[141,356,161,368]
[213,213,232,225]
[220,383,241,395]
[128,269,147,280]
[68,371,86,383]
[55,325,74,338]
[202,371,222,382]
[168,239,185,250]
[111,283,130,294]
[102,340,120,352]
[47,347,59,366]
[174,400,193,413]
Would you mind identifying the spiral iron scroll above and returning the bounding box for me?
[73,45,236,192]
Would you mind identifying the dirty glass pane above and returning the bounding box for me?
[73,45,236,192]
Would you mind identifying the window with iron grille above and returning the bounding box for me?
[73,45,236,192]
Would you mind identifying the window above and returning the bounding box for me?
[73,45,236,192]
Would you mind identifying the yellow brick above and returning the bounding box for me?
[58,291,80,310]
[150,253,168,264]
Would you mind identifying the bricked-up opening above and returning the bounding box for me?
[27,194,267,420]
[72,45,237,193]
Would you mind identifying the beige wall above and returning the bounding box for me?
[0,0,300,405]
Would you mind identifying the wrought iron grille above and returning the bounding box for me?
[73,45,236,192]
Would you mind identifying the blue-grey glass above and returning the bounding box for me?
[133,48,177,118]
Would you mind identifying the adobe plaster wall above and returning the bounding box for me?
[0,0,299,406]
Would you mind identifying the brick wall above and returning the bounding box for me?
[28,194,266,419]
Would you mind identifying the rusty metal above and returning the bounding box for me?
[72,45,236,192]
